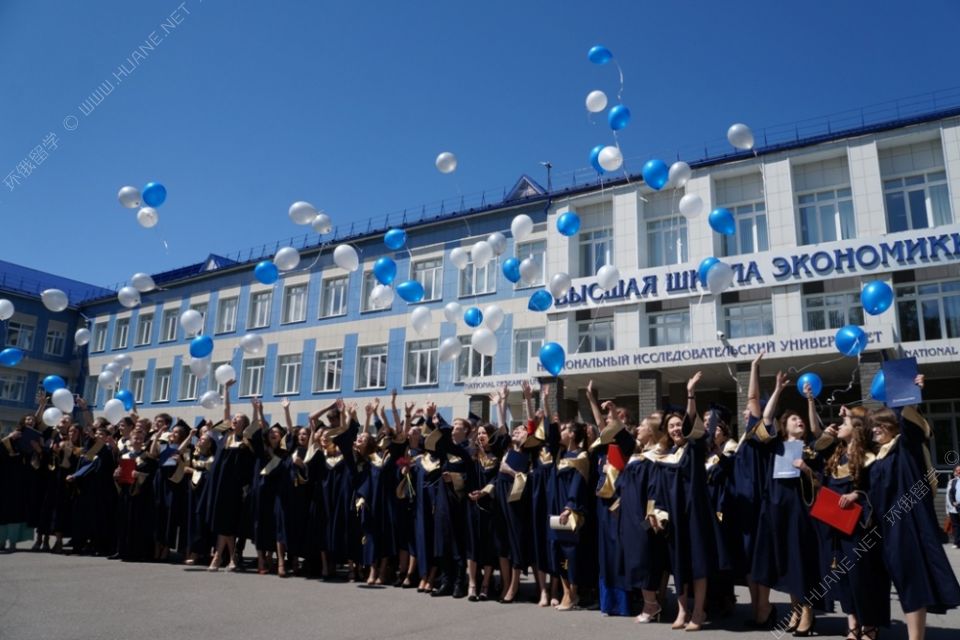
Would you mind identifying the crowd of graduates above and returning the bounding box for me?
[1,353,959,640]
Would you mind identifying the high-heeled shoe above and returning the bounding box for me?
[684,613,706,632]
[671,617,688,630]
[845,626,862,640]
[860,626,878,640]
[784,611,801,633]
[793,617,816,637]
[636,605,662,623]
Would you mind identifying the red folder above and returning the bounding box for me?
[810,486,861,535]
[118,458,136,485]
[606,443,626,472]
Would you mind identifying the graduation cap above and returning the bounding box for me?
[270,422,287,437]
[174,418,191,431]
[468,412,482,426]
[707,403,732,426]
[211,419,231,433]
[15,427,44,456]
[424,422,449,453]
[409,415,426,428]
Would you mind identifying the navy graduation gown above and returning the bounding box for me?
[414,451,442,571]
[493,447,531,568]
[153,445,189,552]
[250,433,290,551]
[465,435,507,566]
[550,450,591,584]
[530,422,560,576]
[730,414,769,580]
[115,452,156,561]
[321,420,360,564]
[205,433,255,537]
[616,452,668,591]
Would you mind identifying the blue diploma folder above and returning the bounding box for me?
[882,357,921,408]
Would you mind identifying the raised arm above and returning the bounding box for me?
[586,379,604,428]
[390,389,401,434]
[222,378,235,423]
[540,383,552,424]
[34,388,48,423]
[763,371,788,427]
[805,382,822,437]
[686,371,702,419]
[747,352,763,419]
[282,397,293,431]
[521,381,535,422]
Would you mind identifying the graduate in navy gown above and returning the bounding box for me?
[704,410,739,620]
[394,403,422,588]
[112,428,156,562]
[247,398,292,575]
[318,400,361,578]
[185,425,219,565]
[550,419,591,611]
[149,416,192,561]
[282,417,313,576]
[526,382,560,607]
[492,418,533,603]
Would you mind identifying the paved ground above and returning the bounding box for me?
[1,545,959,640]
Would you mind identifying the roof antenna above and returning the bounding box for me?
[539,161,553,192]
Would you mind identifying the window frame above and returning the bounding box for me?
[216,296,239,334]
[796,186,855,246]
[404,339,439,387]
[319,276,348,318]
[275,353,303,395]
[239,357,266,398]
[515,240,546,288]
[281,284,308,325]
[178,366,199,401]
[802,291,865,332]
[722,300,775,339]
[648,309,691,347]
[459,258,498,297]
[153,367,172,403]
[44,326,66,356]
[356,344,388,390]
[883,169,951,233]
[580,227,615,276]
[313,349,343,393]
[512,327,544,373]
[112,318,130,350]
[411,257,444,302]
[576,318,615,353]
[894,278,960,342]
[455,335,493,382]
[91,322,108,352]
[135,313,153,346]
[248,291,273,329]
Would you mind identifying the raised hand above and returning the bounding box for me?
[914,374,925,389]
[281,397,290,409]
[521,380,532,400]
[686,371,703,394]
[752,351,765,367]
[587,379,594,395]
[803,382,814,400]
[774,370,789,392]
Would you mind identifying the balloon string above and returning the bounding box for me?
[611,131,630,184]
[824,361,861,406]
[614,60,625,102]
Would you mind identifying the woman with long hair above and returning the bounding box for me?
[550,419,590,611]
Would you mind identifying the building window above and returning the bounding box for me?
[356,345,388,390]
[648,310,690,346]
[135,313,153,346]
[153,368,172,403]
[190,303,208,332]
[240,358,265,397]
[459,259,498,297]
[320,277,348,318]
[275,354,302,395]
[113,318,130,350]
[456,335,492,382]
[803,292,864,331]
[646,218,687,267]
[0,372,26,402]
[160,309,178,342]
[577,319,614,353]
[179,366,198,401]
[313,349,343,392]
[405,339,438,386]
[131,371,146,404]
[515,241,546,287]
[216,297,238,334]
[895,279,960,342]
[884,170,951,233]
[412,258,443,301]
[6,320,35,350]
[249,291,272,329]
[44,327,66,356]
[361,270,381,313]
[210,361,229,397]
[723,301,774,338]
[282,284,308,324]
[82,375,98,406]
[513,328,544,373]
[797,187,855,245]
[721,202,768,256]
[92,322,108,352]
[580,228,614,277]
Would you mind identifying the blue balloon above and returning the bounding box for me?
[608,105,631,131]
[190,335,214,359]
[539,342,566,376]
[641,159,669,190]
[254,260,279,285]
[528,289,553,312]
[861,280,894,316]
[395,280,424,303]
[502,257,521,283]
[116,389,135,411]
[557,211,581,236]
[588,45,613,65]
[697,257,720,287]
[589,145,606,174]
[464,306,483,328]
[384,228,407,250]
[142,181,167,207]
[708,207,736,236]
[835,325,868,357]
[870,370,886,402]
[797,372,823,398]
[43,375,66,393]
[0,348,23,367]
[373,257,397,285]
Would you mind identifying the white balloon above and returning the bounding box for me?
[51,388,74,414]
[42,407,64,427]
[200,390,221,410]
[435,152,457,174]
[443,301,462,324]
[131,272,156,292]
[215,364,237,386]
[289,201,317,225]
[137,206,159,228]
[471,240,493,268]
[0,298,14,321]
[519,257,539,284]
[104,362,123,376]
[678,193,704,219]
[438,336,462,363]
[409,306,432,335]
[706,262,735,294]
[668,161,692,188]
[113,354,133,370]
[598,146,623,172]
[98,369,118,390]
[487,232,507,256]
[585,90,608,113]
[470,328,498,357]
[118,185,141,209]
[510,214,534,242]
[333,244,359,272]
[179,309,203,336]
[449,247,469,271]
[117,286,141,309]
[549,272,572,298]
[240,333,264,355]
[273,246,300,272]
[311,213,332,234]
[103,398,126,424]
[189,356,211,377]
[370,284,394,309]
[41,289,68,312]
[727,123,755,150]
[74,328,91,346]
[483,304,504,331]
[596,264,621,291]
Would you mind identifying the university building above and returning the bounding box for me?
[3,104,960,477]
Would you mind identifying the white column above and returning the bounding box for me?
[848,141,886,237]
[763,157,798,248]
[612,190,640,270]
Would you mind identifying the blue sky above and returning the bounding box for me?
[1,0,958,289]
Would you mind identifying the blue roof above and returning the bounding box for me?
[0,259,115,306]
